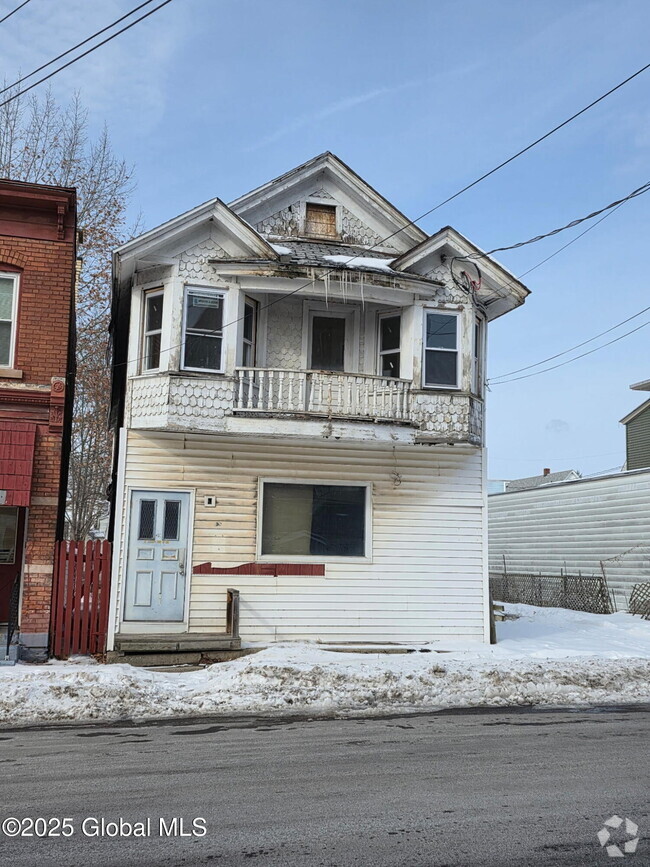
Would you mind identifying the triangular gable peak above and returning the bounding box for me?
[229,152,427,255]
[620,397,650,426]
[115,198,278,284]
[391,226,530,320]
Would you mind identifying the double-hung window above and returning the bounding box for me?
[472,316,484,396]
[378,313,401,378]
[142,289,163,372]
[182,287,225,373]
[242,297,257,367]
[423,310,460,388]
[261,481,368,558]
[0,272,18,367]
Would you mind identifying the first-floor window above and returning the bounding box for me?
[423,310,460,388]
[261,482,367,557]
[183,287,225,372]
[0,272,18,367]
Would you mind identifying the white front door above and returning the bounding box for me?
[123,491,190,622]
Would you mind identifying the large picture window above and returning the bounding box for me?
[182,287,225,372]
[0,272,18,367]
[261,482,368,557]
[423,311,460,388]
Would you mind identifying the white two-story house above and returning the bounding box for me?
[107,153,529,659]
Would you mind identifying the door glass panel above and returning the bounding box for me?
[380,352,400,378]
[380,315,400,351]
[163,500,180,540]
[311,316,345,371]
[0,507,18,563]
[138,500,156,540]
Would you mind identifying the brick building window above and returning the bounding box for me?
[0,272,18,367]
[305,203,337,238]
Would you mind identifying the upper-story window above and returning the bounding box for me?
[423,310,460,389]
[0,272,18,367]
[142,289,164,372]
[378,313,401,378]
[472,317,484,396]
[305,203,337,238]
[242,297,257,367]
[182,287,225,373]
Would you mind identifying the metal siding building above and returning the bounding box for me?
[488,468,650,607]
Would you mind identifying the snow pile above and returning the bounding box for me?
[270,243,293,255]
[322,254,395,272]
[2,604,650,725]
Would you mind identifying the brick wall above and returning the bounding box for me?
[0,182,76,660]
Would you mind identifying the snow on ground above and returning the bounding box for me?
[2,604,650,725]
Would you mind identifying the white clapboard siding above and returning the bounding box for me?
[488,468,650,606]
[115,431,486,642]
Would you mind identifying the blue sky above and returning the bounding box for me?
[2,0,649,479]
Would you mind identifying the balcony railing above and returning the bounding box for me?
[234,367,412,422]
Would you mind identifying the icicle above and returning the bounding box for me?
[360,271,365,310]
[323,271,329,307]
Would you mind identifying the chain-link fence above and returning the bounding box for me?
[628,583,650,620]
[490,572,614,615]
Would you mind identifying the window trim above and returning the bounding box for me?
[256,477,373,563]
[377,311,401,378]
[422,309,461,390]
[0,271,19,369]
[181,285,226,374]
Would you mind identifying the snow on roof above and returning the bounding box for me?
[269,243,293,255]
[322,254,395,272]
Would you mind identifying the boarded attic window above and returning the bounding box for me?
[305,203,337,238]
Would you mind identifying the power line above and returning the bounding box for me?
[463,178,650,261]
[0,0,30,25]
[0,0,176,109]
[371,57,650,245]
[490,318,650,385]
[0,0,158,97]
[491,302,650,381]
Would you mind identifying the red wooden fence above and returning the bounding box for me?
[50,540,112,658]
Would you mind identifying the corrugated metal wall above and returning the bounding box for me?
[115,431,487,643]
[626,404,650,470]
[488,469,650,606]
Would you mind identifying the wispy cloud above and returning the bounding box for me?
[246,78,430,151]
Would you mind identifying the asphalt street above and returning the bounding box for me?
[0,705,648,866]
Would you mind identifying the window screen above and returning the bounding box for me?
[262,483,366,557]
[138,500,156,540]
[163,500,180,540]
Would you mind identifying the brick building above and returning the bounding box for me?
[0,180,76,662]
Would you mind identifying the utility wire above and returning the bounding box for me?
[0,0,158,97]
[0,0,30,25]
[490,318,650,385]
[491,302,650,380]
[364,57,650,247]
[0,0,176,108]
[463,179,650,260]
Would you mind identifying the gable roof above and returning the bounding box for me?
[620,397,650,426]
[505,469,581,492]
[229,152,427,253]
[390,225,529,319]
[114,197,278,284]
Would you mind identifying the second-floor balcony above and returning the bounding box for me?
[234,368,411,422]
[127,368,483,446]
